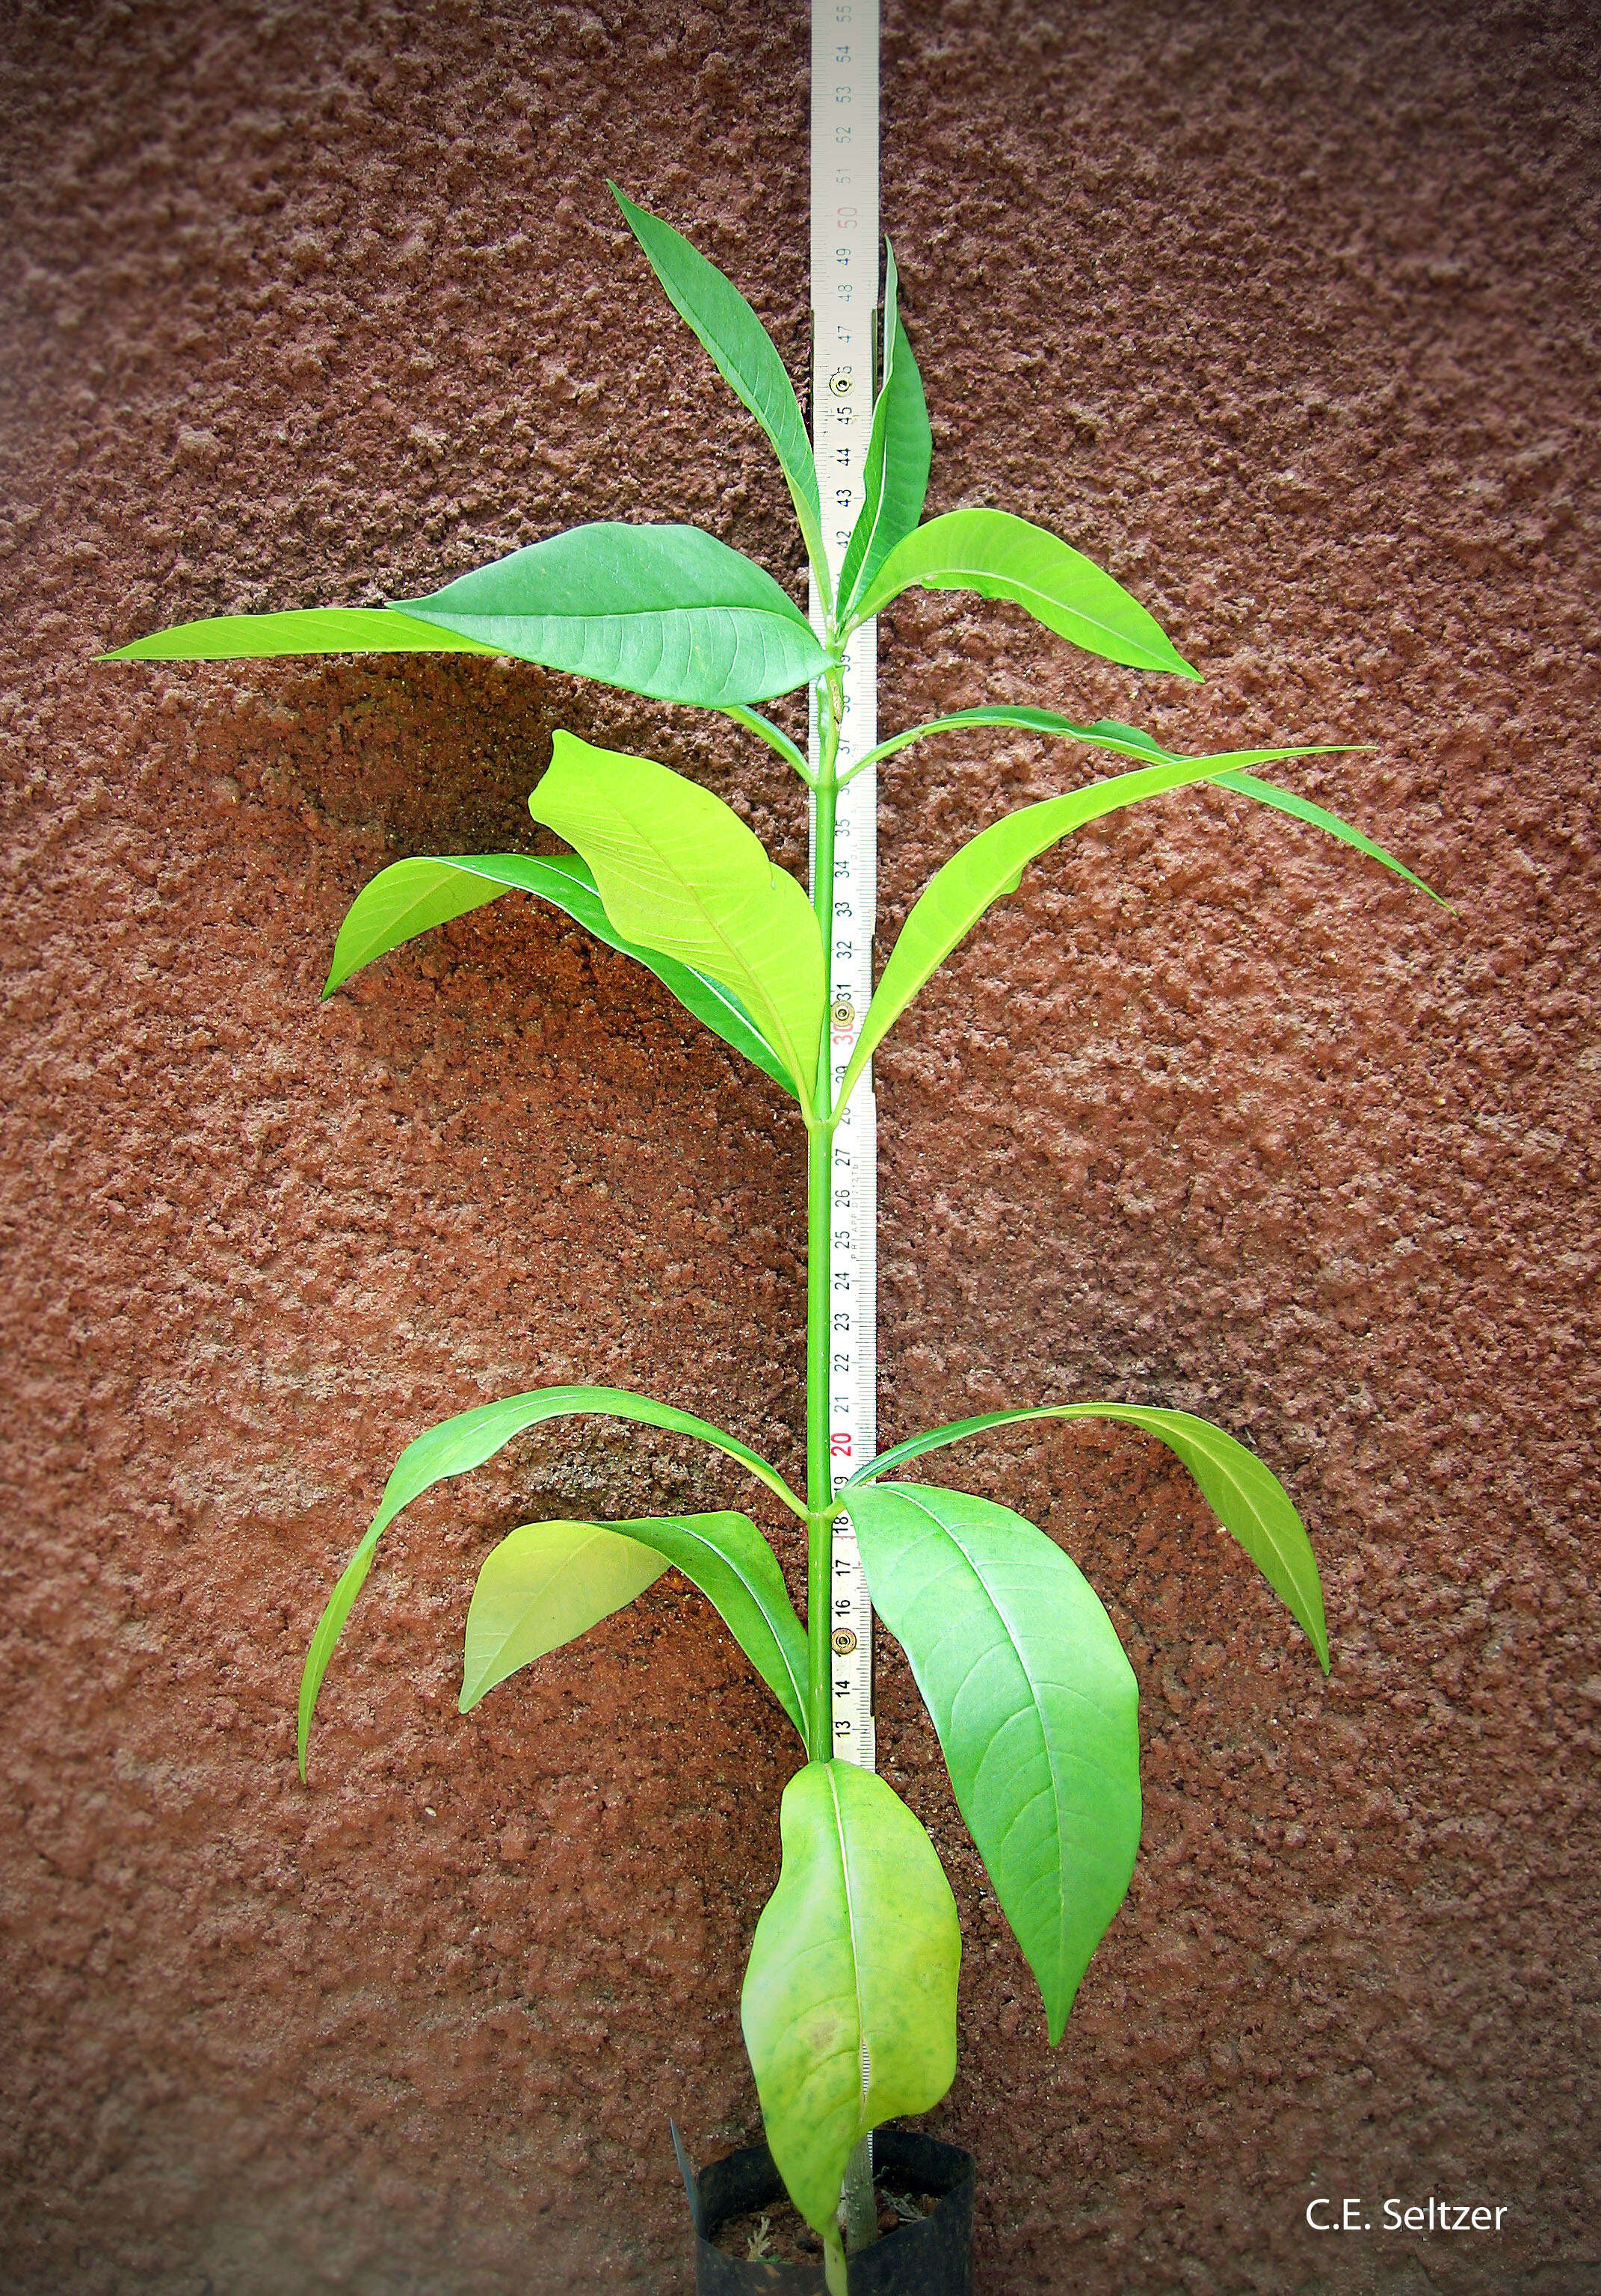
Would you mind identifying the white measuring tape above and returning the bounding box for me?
[810,0,879,1774]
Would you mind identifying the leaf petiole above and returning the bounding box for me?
[723,703,814,783]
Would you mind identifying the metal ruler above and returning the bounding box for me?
[809,0,879,1773]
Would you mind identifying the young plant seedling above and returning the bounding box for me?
[106,184,1445,2291]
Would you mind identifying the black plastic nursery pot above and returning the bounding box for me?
[673,2125,975,2295]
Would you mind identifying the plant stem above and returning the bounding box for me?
[839,2135,877,2253]
[822,2221,849,2296]
[805,662,844,1762]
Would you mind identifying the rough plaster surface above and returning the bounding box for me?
[1,1,1597,2291]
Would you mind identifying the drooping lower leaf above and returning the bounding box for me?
[849,1481,1141,2045]
[608,182,828,599]
[460,1510,808,1741]
[298,1385,806,1777]
[324,850,794,1093]
[836,242,931,617]
[100,605,502,661]
[847,1402,1329,1670]
[529,729,825,1104]
[848,507,1200,681]
[398,522,827,707]
[741,1761,960,2234]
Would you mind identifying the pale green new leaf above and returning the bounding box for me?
[849,1481,1141,2045]
[611,182,831,601]
[742,1761,960,2233]
[609,182,828,599]
[298,1384,806,1778]
[324,850,794,1093]
[101,605,501,661]
[847,1403,1328,1670]
[460,1510,808,1741]
[529,730,824,1103]
[398,523,827,707]
[848,507,1200,680]
[836,243,931,617]
[462,1522,668,1708]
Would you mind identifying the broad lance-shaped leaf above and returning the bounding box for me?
[742,1762,959,2235]
[399,522,827,708]
[848,1403,1328,1670]
[836,241,931,617]
[460,1511,808,1741]
[848,1482,1141,2046]
[101,605,502,661]
[530,731,824,1104]
[298,1385,806,1777]
[610,182,828,600]
[324,850,795,1095]
[848,506,1200,682]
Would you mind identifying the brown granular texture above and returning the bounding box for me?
[1,2,1597,2292]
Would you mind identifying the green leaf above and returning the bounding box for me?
[836,243,931,617]
[1067,721,1446,904]
[849,1482,1141,2046]
[460,1510,808,1741]
[848,1403,1328,1670]
[833,732,1446,1114]
[1208,769,1452,908]
[741,1761,960,2234]
[609,182,828,599]
[848,507,1200,681]
[528,730,825,1105]
[461,1521,668,1708]
[324,849,795,1094]
[845,710,1443,895]
[836,751,1301,1110]
[297,1384,806,1779]
[398,523,827,708]
[846,706,1353,782]
[99,605,502,661]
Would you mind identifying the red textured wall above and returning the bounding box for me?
[3,2,1597,2291]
